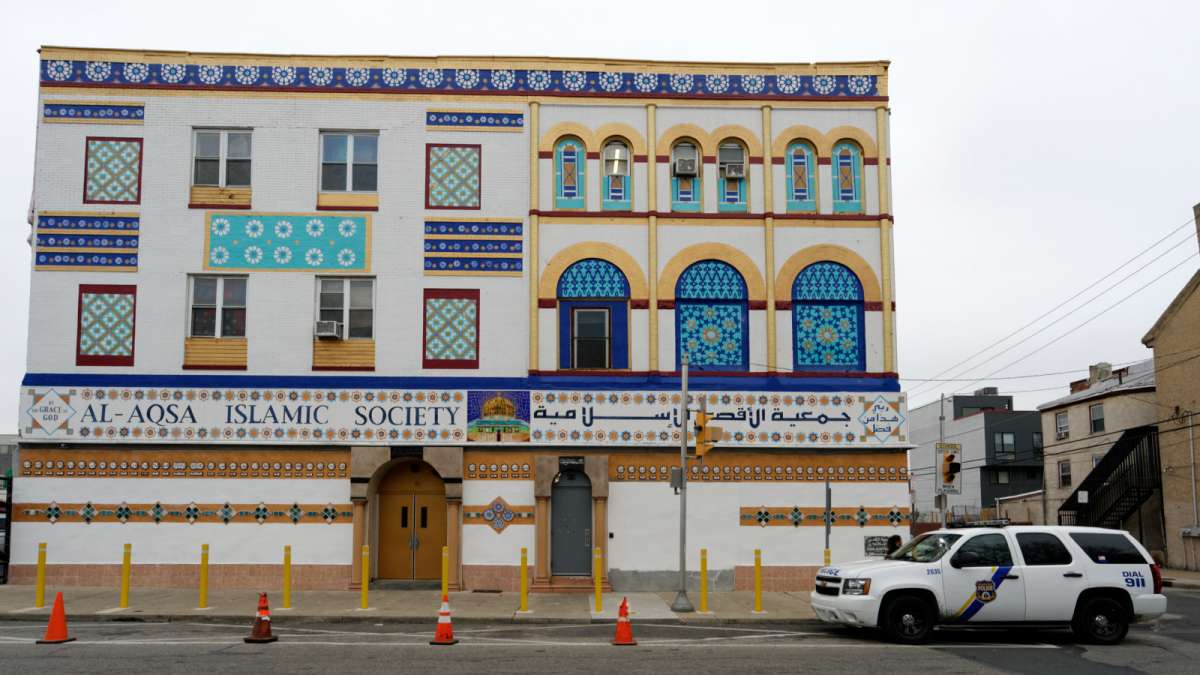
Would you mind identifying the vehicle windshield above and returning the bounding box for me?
[888,533,962,563]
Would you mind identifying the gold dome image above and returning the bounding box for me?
[482,395,516,419]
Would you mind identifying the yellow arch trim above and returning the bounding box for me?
[655,123,715,156]
[594,123,648,156]
[823,125,878,157]
[775,245,882,303]
[771,125,825,157]
[540,123,597,153]
[539,242,650,300]
[710,124,763,156]
[657,243,767,302]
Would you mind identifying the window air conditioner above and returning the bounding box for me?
[673,158,698,176]
[722,163,745,179]
[315,320,343,339]
[1055,431,1069,441]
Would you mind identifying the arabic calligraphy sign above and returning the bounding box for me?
[19,386,908,448]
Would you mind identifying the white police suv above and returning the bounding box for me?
[810,525,1166,644]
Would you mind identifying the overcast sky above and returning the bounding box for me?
[2,0,1197,432]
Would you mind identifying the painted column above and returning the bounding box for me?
[646,104,659,372]
[529,101,541,371]
[446,498,462,591]
[350,497,367,590]
[875,105,895,372]
[761,105,777,371]
[534,496,550,582]
[593,496,608,586]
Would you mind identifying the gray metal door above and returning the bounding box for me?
[551,469,592,576]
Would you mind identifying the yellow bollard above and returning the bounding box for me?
[34,543,47,608]
[824,548,831,566]
[753,548,763,614]
[282,545,292,609]
[120,543,132,609]
[441,545,449,598]
[593,547,602,613]
[198,544,209,609]
[518,547,529,613]
[699,548,709,613]
[360,545,369,610]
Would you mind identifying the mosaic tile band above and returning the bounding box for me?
[205,213,370,272]
[738,505,910,527]
[43,60,881,101]
[13,502,352,525]
[43,102,144,124]
[426,111,524,129]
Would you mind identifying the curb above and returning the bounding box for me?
[1163,578,1200,591]
[0,612,826,628]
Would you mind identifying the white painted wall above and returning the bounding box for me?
[462,479,536,566]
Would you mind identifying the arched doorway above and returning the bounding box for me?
[377,461,446,580]
[551,468,592,576]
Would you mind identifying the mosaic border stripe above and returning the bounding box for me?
[19,449,350,480]
[43,101,144,124]
[42,60,882,101]
[426,110,524,131]
[738,505,910,528]
[424,219,524,276]
[13,502,352,525]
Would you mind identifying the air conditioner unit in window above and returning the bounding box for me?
[315,320,343,339]
[1055,431,1069,441]
[722,163,745,179]
[673,158,698,176]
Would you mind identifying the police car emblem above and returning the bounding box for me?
[975,580,997,603]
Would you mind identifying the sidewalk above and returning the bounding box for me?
[0,586,817,625]
[1163,567,1200,590]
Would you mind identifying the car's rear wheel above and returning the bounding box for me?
[1072,597,1129,645]
[882,594,935,644]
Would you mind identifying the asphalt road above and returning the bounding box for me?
[1,588,1199,674]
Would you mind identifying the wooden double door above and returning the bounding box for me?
[378,461,446,580]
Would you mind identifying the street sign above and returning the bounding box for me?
[935,442,962,495]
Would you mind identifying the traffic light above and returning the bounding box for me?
[942,452,961,485]
[695,409,723,457]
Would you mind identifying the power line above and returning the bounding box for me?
[906,216,1198,399]
[950,252,1198,396]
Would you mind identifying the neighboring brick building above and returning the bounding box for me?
[1143,265,1200,570]
[15,47,910,592]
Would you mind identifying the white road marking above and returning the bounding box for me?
[94,607,131,614]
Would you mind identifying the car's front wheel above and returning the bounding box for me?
[1072,596,1129,645]
[882,594,935,644]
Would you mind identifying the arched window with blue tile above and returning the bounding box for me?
[670,141,701,213]
[554,137,586,209]
[785,140,817,213]
[716,141,747,213]
[831,141,863,214]
[558,258,629,369]
[675,260,748,370]
[792,261,865,371]
[601,139,632,211]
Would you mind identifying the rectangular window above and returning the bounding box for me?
[320,132,378,192]
[193,130,251,187]
[1093,454,1104,468]
[573,308,610,369]
[991,470,1009,485]
[1068,532,1148,564]
[1058,460,1072,488]
[1055,411,1069,439]
[317,278,373,338]
[1017,532,1073,566]
[1032,431,1043,455]
[422,289,480,369]
[792,152,809,201]
[1089,403,1105,433]
[189,276,246,338]
[993,432,1016,460]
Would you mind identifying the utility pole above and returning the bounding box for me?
[670,353,695,613]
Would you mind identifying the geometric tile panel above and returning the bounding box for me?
[423,290,479,368]
[793,262,862,301]
[557,258,629,298]
[205,213,369,272]
[794,304,862,369]
[426,144,481,209]
[84,137,143,204]
[676,260,747,300]
[43,58,879,101]
[462,496,535,533]
[678,302,746,368]
[76,285,136,366]
[423,220,522,276]
[35,212,139,272]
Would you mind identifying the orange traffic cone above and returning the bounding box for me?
[612,596,637,646]
[429,593,459,645]
[37,592,75,644]
[244,592,279,644]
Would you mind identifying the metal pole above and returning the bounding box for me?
[824,476,832,565]
[670,353,695,612]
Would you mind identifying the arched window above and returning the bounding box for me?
[675,260,748,370]
[831,141,863,213]
[554,137,586,209]
[601,140,631,210]
[557,258,630,369]
[793,261,865,371]
[717,141,747,213]
[670,141,701,212]
[785,140,816,212]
